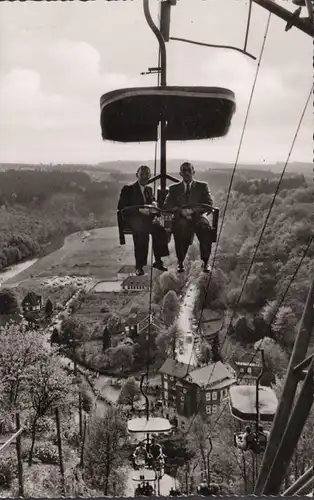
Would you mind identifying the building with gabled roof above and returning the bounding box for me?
[231,353,262,385]
[124,313,163,339]
[159,358,236,419]
[22,292,43,313]
[121,275,149,292]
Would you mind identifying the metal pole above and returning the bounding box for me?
[74,355,83,438]
[15,413,24,497]
[282,466,314,496]
[262,358,314,495]
[55,407,66,496]
[252,0,314,37]
[0,427,24,453]
[80,415,87,468]
[294,476,314,496]
[244,0,253,51]
[255,275,314,494]
[143,0,171,203]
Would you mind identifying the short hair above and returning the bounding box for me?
[180,162,195,173]
[137,165,151,175]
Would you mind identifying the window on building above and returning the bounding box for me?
[170,376,174,381]
[212,405,217,413]
[206,392,211,401]
[240,367,244,373]
[180,395,184,402]
[206,406,211,414]
[247,367,252,374]
[212,391,217,400]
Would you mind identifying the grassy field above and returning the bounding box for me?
[73,290,138,327]
[5,226,135,288]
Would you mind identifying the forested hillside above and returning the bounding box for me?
[0,170,121,271]
[192,173,313,357]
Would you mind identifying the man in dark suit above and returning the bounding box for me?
[163,162,213,273]
[118,165,169,276]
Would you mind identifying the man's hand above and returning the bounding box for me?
[151,201,158,207]
[181,208,193,218]
[138,208,151,215]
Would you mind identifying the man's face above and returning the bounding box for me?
[137,166,151,185]
[180,163,194,183]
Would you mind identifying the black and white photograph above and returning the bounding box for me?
[0,0,313,497]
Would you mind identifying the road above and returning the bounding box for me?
[175,282,198,367]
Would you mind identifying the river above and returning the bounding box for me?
[0,258,38,287]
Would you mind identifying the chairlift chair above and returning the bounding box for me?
[100,86,236,143]
[101,0,234,267]
[230,350,278,455]
[128,375,173,484]
[117,203,219,247]
[229,384,278,423]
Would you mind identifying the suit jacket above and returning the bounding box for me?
[118,181,155,211]
[163,180,213,210]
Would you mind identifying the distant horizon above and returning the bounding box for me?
[0,159,312,166]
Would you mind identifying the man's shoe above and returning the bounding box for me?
[135,267,145,276]
[153,261,168,272]
[202,262,211,273]
[177,263,185,273]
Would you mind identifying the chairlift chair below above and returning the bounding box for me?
[127,416,172,434]
[229,384,278,422]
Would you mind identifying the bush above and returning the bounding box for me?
[0,455,16,488]
[33,442,59,464]
[61,426,81,449]
[82,388,94,413]
[23,415,55,436]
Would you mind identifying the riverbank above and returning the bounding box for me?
[3,226,134,290]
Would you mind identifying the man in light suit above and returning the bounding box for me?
[118,165,169,276]
[163,162,213,273]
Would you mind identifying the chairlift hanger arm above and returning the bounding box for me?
[252,0,314,37]
[143,0,167,87]
[169,37,257,60]
[148,173,180,185]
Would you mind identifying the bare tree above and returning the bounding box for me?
[84,408,128,495]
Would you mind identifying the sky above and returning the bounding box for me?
[0,0,312,165]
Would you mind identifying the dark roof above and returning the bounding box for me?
[122,276,149,287]
[138,315,163,332]
[22,292,42,305]
[189,361,235,388]
[232,352,262,366]
[126,312,148,326]
[198,310,223,323]
[159,359,190,379]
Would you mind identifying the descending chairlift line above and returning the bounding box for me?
[127,374,173,496]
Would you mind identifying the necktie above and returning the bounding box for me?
[143,186,150,204]
[185,183,191,203]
